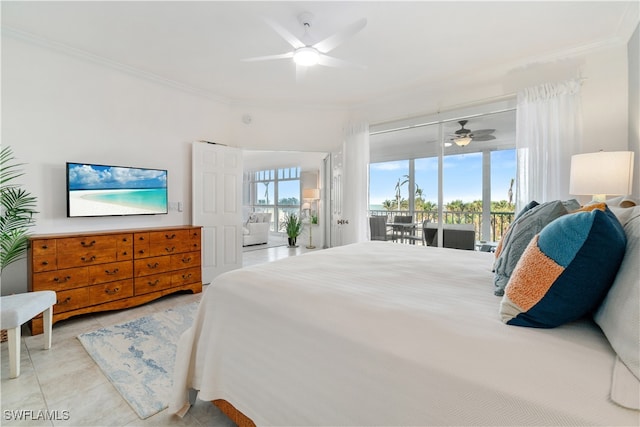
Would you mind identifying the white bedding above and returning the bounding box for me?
[171,241,638,426]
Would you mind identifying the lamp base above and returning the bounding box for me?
[306,245,316,249]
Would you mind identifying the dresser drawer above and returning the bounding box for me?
[89,260,133,285]
[172,267,201,286]
[32,267,89,292]
[31,239,57,256]
[148,229,189,245]
[148,241,193,257]
[31,255,57,273]
[134,255,172,277]
[134,273,173,295]
[57,248,118,269]
[56,235,120,253]
[54,287,90,313]
[171,251,201,269]
[89,279,133,305]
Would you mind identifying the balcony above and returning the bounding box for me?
[369,209,515,245]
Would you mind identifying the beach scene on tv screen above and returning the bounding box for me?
[68,163,167,216]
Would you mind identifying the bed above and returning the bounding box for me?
[170,205,639,426]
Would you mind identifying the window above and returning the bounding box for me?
[244,167,301,233]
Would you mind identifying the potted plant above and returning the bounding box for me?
[1,146,38,272]
[282,212,303,247]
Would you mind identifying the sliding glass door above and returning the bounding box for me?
[369,106,516,248]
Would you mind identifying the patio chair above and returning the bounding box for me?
[369,216,391,241]
[391,215,413,242]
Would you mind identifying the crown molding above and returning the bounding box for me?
[2,25,231,105]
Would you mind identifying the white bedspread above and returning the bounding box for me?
[171,241,638,426]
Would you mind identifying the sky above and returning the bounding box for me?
[369,149,516,207]
[68,163,167,190]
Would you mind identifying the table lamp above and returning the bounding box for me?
[569,151,634,202]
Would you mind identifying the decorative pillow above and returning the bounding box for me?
[500,205,626,328]
[593,206,640,409]
[493,199,580,296]
[246,213,258,225]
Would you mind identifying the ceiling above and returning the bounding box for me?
[2,1,638,109]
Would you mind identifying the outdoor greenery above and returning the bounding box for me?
[1,146,38,271]
[381,174,515,214]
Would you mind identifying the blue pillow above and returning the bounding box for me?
[500,205,626,328]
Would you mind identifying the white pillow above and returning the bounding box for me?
[594,206,640,409]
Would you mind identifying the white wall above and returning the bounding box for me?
[230,104,347,153]
[628,24,640,198]
[351,44,630,154]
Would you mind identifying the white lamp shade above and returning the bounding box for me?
[454,136,472,147]
[302,202,311,210]
[303,188,320,200]
[569,151,635,198]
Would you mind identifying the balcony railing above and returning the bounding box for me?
[369,209,515,243]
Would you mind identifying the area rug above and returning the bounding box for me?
[77,302,197,419]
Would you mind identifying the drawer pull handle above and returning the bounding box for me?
[57,297,72,305]
[138,250,146,255]
[138,236,145,241]
[81,240,96,248]
[41,261,49,266]
[81,255,97,263]
[41,245,49,250]
[105,268,119,275]
[104,287,119,295]
[182,257,192,263]
[182,273,192,280]
[165,233,176,239]
[148,279,160,286]
[123,251,128,256]
[53,276,71,283]
[165,246,176,253]
[148,262,160,269]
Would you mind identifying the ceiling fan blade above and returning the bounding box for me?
[471,135,496,142]
[469,129,495,136]
[264,17,305,49]
[313,18,367,53]
[242,52,294,62]
[317,54,366,69]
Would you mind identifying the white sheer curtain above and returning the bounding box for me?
[516,79,583,211]
[341,122,370,245]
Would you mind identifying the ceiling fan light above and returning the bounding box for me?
[294,47,320,66]
[454,136,472,147]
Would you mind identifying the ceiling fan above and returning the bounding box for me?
[243,12,367,73]
[448,120,496,147]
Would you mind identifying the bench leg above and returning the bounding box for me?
[43,306,53,350]
[7,326,21,379]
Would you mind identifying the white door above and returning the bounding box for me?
[330,152,345,247]
[192,142,243,284]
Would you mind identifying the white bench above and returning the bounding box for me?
[1,291,56,378]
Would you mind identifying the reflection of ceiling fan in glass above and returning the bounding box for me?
[449,120,496,147]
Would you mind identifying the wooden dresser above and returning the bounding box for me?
[27,225,202,335]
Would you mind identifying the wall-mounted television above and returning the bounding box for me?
[66,162,168,217]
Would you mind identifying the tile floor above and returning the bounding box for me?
[1,243,317,426]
